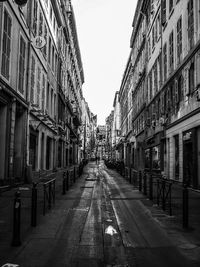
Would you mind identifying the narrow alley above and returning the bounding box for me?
[1,162,199,267]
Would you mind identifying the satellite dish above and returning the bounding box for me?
[32,36,46,49]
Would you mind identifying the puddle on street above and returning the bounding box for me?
[70,207,90,212]
[105,225,117,235]
[1,264,19,267]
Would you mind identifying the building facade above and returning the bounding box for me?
[108,0,200,189]
[0,0,91,185]
[0,0,30,184]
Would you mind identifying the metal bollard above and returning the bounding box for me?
[149,174,153,200]
[62,172,66,195]
[73,167,76,183]
[66,171,69,191]
[139,171,142,191]
[12,191,21,246]
[183,185,189,228]
[48,182,52,209]
[31,183,37,227]
[162,180,166,211]
[143,172,147,195]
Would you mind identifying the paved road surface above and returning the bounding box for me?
[1,162,199,267]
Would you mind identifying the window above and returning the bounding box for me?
[51,89,53,116]
[48,37,51,64]
[163,43,167,81]
[54,93,56,119]
[55,53,58,78]
[170,82,175,111]
[39,11,43,36]
[152,26,155,49]
[189,61,195,93]
[157,14,161,39]
[1,9,12,80]
[18,36,26,95]
[148,38,151,58]
[188,0,194,49]
[149,70,153,100]
[145,149,150,169]
[32,0,38,36]
[42,74,45,111]
[169,0,173,14]
[53,17,56,32]
[178,75,183,102]
[43,24,47,57]
[169,31,174,73]
[177,16,182,64]
[154,62,158,93]
[152,146,160,170]
[52,45,54,72]
[50,5,53,22]
[154,22,157,43]
[158,53,162,86]
[30,56,36,103]
[174,135,179,180]
[157,98,160,119]
[46,82,50,112]
[162,0,166,25]
[36,67,41,106]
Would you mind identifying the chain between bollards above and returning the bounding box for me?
[12,191,21,246]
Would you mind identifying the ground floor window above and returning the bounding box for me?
[152,146,160,170]
[29,133,37,170]
[145,148,150,169]
[174,135,179,180]
[57,140,62,168]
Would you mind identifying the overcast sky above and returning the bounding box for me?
[71,0,137,125]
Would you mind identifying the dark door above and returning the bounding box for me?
[183,129,197,188]
[46,137,51,170]
[29,134,37,170]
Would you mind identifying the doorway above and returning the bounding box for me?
[0,102,7,181]
[183,129,197,188]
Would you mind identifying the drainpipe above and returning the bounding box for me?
[25,0,33,180]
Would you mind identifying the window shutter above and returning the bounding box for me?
[1,10,12,80]
[30,56,35,103]
[18,36,26,94]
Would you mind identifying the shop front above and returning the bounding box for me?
[144,131,164,174]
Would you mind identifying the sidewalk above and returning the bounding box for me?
[106,167,200,264]
[0,162,200,266]
[0,167,82,266]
